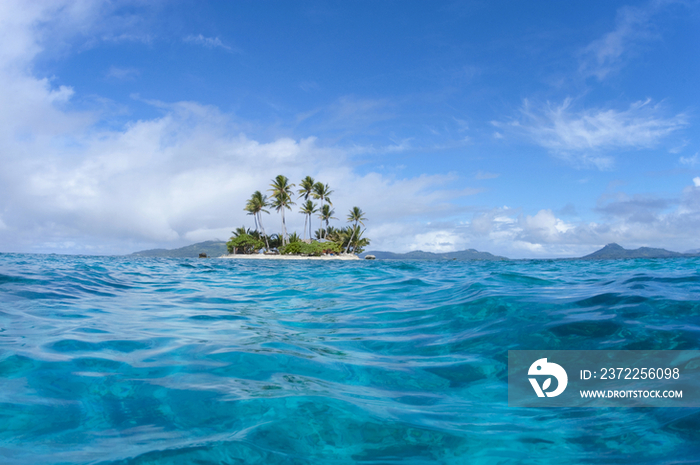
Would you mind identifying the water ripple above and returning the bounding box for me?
[0,253,699,463]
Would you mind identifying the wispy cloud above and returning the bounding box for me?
[183,34,237,52]
[106,66,139,81]
[507,97,686,168]
[474,171,499,180]
[680,153,699,166]
[294,95,395,139]
[578,1,661,80]
[299,81,319,92]
[453,117,469,132]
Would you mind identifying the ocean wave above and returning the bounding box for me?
[0,254,699,463]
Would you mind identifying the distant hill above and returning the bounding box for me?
[130,240,698,261]
[580,243,691,260]
[362,249,508,260]
[131,240,227,258]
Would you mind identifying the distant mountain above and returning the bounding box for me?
[131,240,227,258]
[130,241,698,261]
[362,249,508,260]
[580,243,690,260]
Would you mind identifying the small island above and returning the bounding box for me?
[223,175,369,260]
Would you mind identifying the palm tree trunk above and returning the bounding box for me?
[281,209,288,245]
[303,215,308,241]
[319,199,324,238]
[258,213,270,250]
[345,224,356,254]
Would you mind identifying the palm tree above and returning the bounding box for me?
[312,182,333,238]
[345,206,366,254]
[318,204,336,238]
[298,176,315,201]
[245,191,270,250]
[288,232,302,243]
[244,201,258,232]
[326,226,349,248]
[352,230,370,254]
[267,233,283,250]
[232,226,250,238]
[299,200,318,240]
[269,175,295,245]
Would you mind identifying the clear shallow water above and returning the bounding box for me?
[1,253,700,464]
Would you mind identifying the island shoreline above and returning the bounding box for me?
[219,254,361,261]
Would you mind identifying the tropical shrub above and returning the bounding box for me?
[227,234,264,254]
[279,241,343,256]
[320,241,343,254]
[288,232,302,243]
[279,242,311,255]
[267,233,282,250]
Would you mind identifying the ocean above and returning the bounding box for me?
[1,253,699,464]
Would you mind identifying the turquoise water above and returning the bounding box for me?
[1,253,700,464]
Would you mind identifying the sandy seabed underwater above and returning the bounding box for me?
[1,253,699,464]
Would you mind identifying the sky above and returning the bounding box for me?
[1,0,699,258]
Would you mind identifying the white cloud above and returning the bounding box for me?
[474,171,499,180]
[0,76,478,254]
[511,97,686,168]
[680,153,699,166]
[453,117,469,132]
[299,81,319,93]
[378,178,700,258]
[409,231,468,253]
[578,2,660,80]
[106,66,140,80]
[520,209,573,239]
[0,3,477,255]
[2,0,700,259]
[183,34,235,52]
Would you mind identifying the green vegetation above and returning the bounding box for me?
[245,191,270,250]
[269,175,295,245]
[279,241,342,256]
[345,206,366,254]
[312,182,333,239]
[227,233,264,254]
[230,174,370,256]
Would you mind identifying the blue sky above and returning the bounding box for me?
[1,0,699,258]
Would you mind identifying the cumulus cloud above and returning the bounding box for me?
[0,7,476,255]
[1,91,477,254]
[0,2,483,254]
[2,0,700,259]
[378,176,700,258]
[468,180,700,257]
[507,97,686,168]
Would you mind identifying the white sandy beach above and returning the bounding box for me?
[220,253,361,261]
